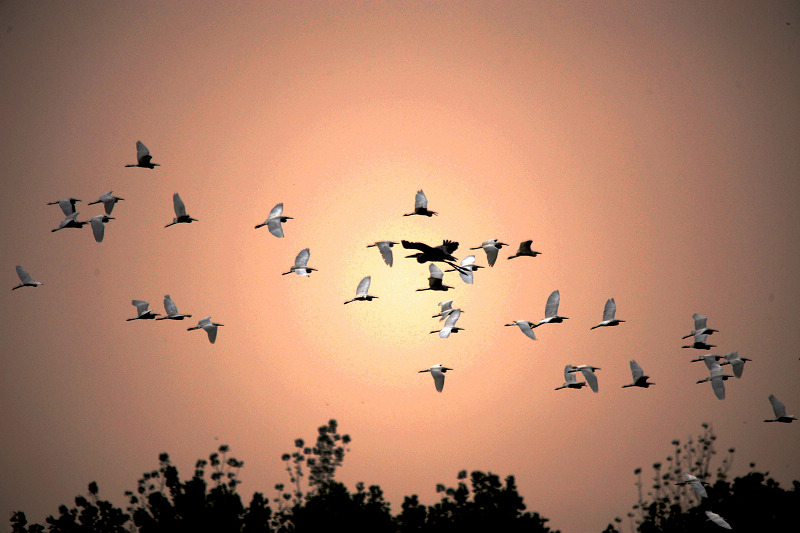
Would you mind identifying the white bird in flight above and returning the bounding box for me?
[87,191,124,215]
[705,511,732,530]
[419,363,452,392]
[432,300,460,321]
[165,193,198,227]
[51,212,88,232]
[590,298,625,329]
[568,365,600,393]
[764,394,796,423]
[719,351,751,378]
[156,295,192,320]
[126,300,161,321]
[532,290,568,327]
[283,248,317,276]
[676,472,708,499]
[12,266,42,290]
[507,240,541,259]
[344,276,378,304]
[504,320,537,340]
[622,360,655,388]
[430,309,463,338]
[445,255,483,284]
[366,241,398,267]
[696,361,733,400]
[89,215,114,243]
[188,316,224,344]
[470,239,508,267]
[416,263,453,291]
[125,140,160,169]
[682,313,718,339]
[255,203,292,238]
[555,365,587,390]
[682,332,716,351]
[47,197,81,216]
[403,189,437,217]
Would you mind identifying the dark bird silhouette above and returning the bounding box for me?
[125,140,160,169]
[622,360,655,388]
[507,240,542,259]
[402,239,460,264]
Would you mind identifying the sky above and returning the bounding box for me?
[1,1,799,531]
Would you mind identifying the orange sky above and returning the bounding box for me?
[1,2,799,531]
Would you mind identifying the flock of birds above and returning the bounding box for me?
[11,141,796,529]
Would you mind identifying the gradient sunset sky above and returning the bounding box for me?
[1,2,799,531]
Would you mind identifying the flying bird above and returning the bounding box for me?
[165,193,198,227]
[719,351,750,378]
[504,320,537,340]
[432,300,460,321]
[682,332,716,350]
[532,290,568,327]
[366,241,398,267]
[444,255,483,284]
[188,316,224,344]
[402,239,460,265]
[344,276,378,304]
[12,266,42,290]
[89,215,114,243]
[51,212,88,232]
[568,365,600,393]
[419,363,452,392]
[47,197,81,216]
[555,365,587,390]
[764,394,796,423]
[591,298,625,329]
[283,248,316,276]
[507,240,541,259]
[696,361,733,400]
[704,511,732,530]
[126,300,161,321]
[430,309,463,338]
[125,140,160,169]
[87,191,124,215]
[416,263,454,292]
[156,295,192,320]
[470,239,508,267]
[682,313,718,339]
[403,189,437,217]
[622,360,655,388]
[690,354,724,368]
[255,203,292,238]
[676,472,708,499]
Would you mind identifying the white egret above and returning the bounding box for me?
[51,212,88,232]
[507,240,541,259]
[430,309,463,338]
[89,215,114,243]
[188,316,224,344]
[696,362,733,400]
[344,276,378,304]
[416,264,453,292]
[403,189,437,217]
[622,360,655,388]
[764,394,796,423]
[255,203,292,238]
[366,241,398,267]
[125,140,160,169]
[690,354,724,368]
[504,320,537,340]
[165,193,198,227]
[705,511,732,529]
[469,239,508,267]
[682,313,718,339]
[719,351,750,378]
[681,332,716,350]
[568,365,600,393]
[555,365,587,390]
[591,298,625,329]
[87,191,124,215]
[532,290,568,327]
[12,266,42,290]
[47,197,81,216]
[283,248,317,276]
[126,300,161,321]
[419,364,452,392]
[156,295,192,320]
[676,472,708,498]
[432,300,461,321]
[444,255,483,284]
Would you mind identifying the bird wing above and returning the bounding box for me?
[132,300,150,315]
[580,367,599,392]
[458,264,473,284]
[701,356,719,370]
[603,298,616,321]
[461,255,476,267]
[295,248,310,267]
[769,394,786,418]
[705,512,731,529]
[173,193,186,217]
[430,368,445,392]
[376,241,394,266]
[100,193,116,214]
[356,276,371,297]
[444,309,461,328]
[695,332,708,344]
[164,296,178,316]
[203,323,218,343]
[690,480,708,498]
[267,218,285,238]
[268,203,284,219]
[517,322,537,340]
[414,189,428,209]
[519,240,533,252]
[484,245,499,266]
[440,240,459,254]
[630,360,643,381]
[564,365,577,383]
[429,263,444,279]
[136,141,151,163]
[710,376,726,400]
[58,198,76,216]
[90,217,105,242]
[693,313,708,331]
[16,266,32,283]
[544,290,560,317]
[402,240,433,253]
